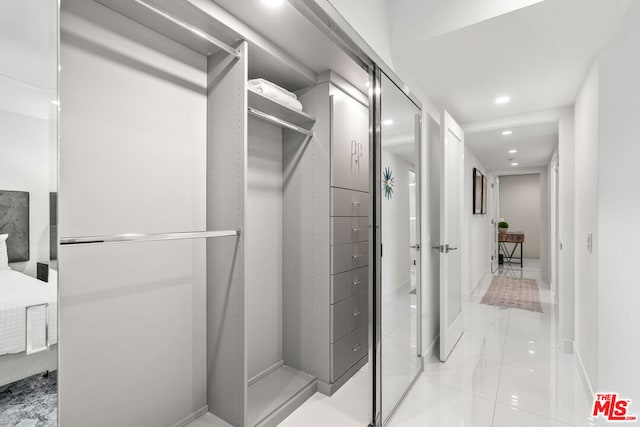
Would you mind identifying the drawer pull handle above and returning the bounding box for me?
[352,344,362,352]
[353,310,363,317]
[352,280,361,286]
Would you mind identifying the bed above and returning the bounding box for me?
[0,268,58,356]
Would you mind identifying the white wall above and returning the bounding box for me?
[464,147,491,294]
[382,150,412,295]
[596,1,640,399]
[327,0,395,68]
[573,63,600,389]
[499,174,541,260]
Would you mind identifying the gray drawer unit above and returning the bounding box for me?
[331,324,368,382]
[331,187,369,217]
[331,241,369,274]
[331,291,368,343]
[331,217,369,245]
[331,266,368,304]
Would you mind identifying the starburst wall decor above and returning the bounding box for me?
[383,166,395,200]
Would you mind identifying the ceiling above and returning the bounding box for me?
[466,122,558,171]
[388,0,631,124]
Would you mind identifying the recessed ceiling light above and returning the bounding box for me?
[502,130,513,136]
[509,149,518,154]
[262,0,284,7]
[495,96,511,105]
[511,162,519,166]
[382,119,394,126]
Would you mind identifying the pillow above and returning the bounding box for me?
[0,234,9,270]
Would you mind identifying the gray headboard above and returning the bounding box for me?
[0,190,30,262]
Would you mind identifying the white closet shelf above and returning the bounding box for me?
[248,90,316,129]
[96,0,242,58]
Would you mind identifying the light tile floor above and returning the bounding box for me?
[194,261,600,427]
[389,260,598,427]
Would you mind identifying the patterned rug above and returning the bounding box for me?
[481,276,543,313]
[0,371,57,427]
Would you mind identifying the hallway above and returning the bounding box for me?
[388,261,597,427]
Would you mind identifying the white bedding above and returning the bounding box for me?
[0,269,58,356]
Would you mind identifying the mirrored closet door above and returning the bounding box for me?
[376,70,423,424]
[0,1,59,426]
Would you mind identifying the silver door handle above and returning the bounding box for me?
[352,228,361,232]
[351,140,357,156]
[410,244,420,250]
[449,247,459,251]
[352,280,361,286]
[353,310,364,317]
[358,142,363,159]
[352,344,362,352]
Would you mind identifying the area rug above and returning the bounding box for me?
[480,276,543,313]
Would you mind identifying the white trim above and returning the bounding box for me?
[572,340,595,401]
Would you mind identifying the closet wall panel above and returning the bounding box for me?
[60,0,209,425]
[205,44,247,427]
[247,118,283,380]
[59,0,207,237]
[58,241,206,427]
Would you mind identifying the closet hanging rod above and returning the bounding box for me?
[248,107,314,137]
[60,229,241,246]
[133,0,241,59]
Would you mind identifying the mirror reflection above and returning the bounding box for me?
[0,1,59,426]
[380,72,422,422]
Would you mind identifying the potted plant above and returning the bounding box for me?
[498,221,509,234]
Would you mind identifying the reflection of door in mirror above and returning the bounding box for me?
[380,72,422,423]
[0,1,59,426]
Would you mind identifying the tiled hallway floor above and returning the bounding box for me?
[388,260,598,427]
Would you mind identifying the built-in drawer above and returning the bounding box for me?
[331,324,368,382]
[331,187,369,217]
[331,217,369,245]
[331,266,368,304]
[331,241,369,275]
[331,291,368,343]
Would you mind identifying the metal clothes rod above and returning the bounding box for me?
[248,107,315,137]
[60,229,241,246]
[133,0,241,59]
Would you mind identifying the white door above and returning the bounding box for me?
[491,176,500,273]
[439,110,465,362]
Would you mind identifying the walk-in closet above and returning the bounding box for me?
[58,0,379,426]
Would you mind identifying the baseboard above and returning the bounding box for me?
[317,355,368,396]
[572,340,595,402]
[468,271,490,297]
[172,405,209,427]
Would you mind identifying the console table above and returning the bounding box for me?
[499,231,525,267]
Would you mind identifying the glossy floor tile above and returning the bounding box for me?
[388,260,595,427]
[277,260,594,426]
